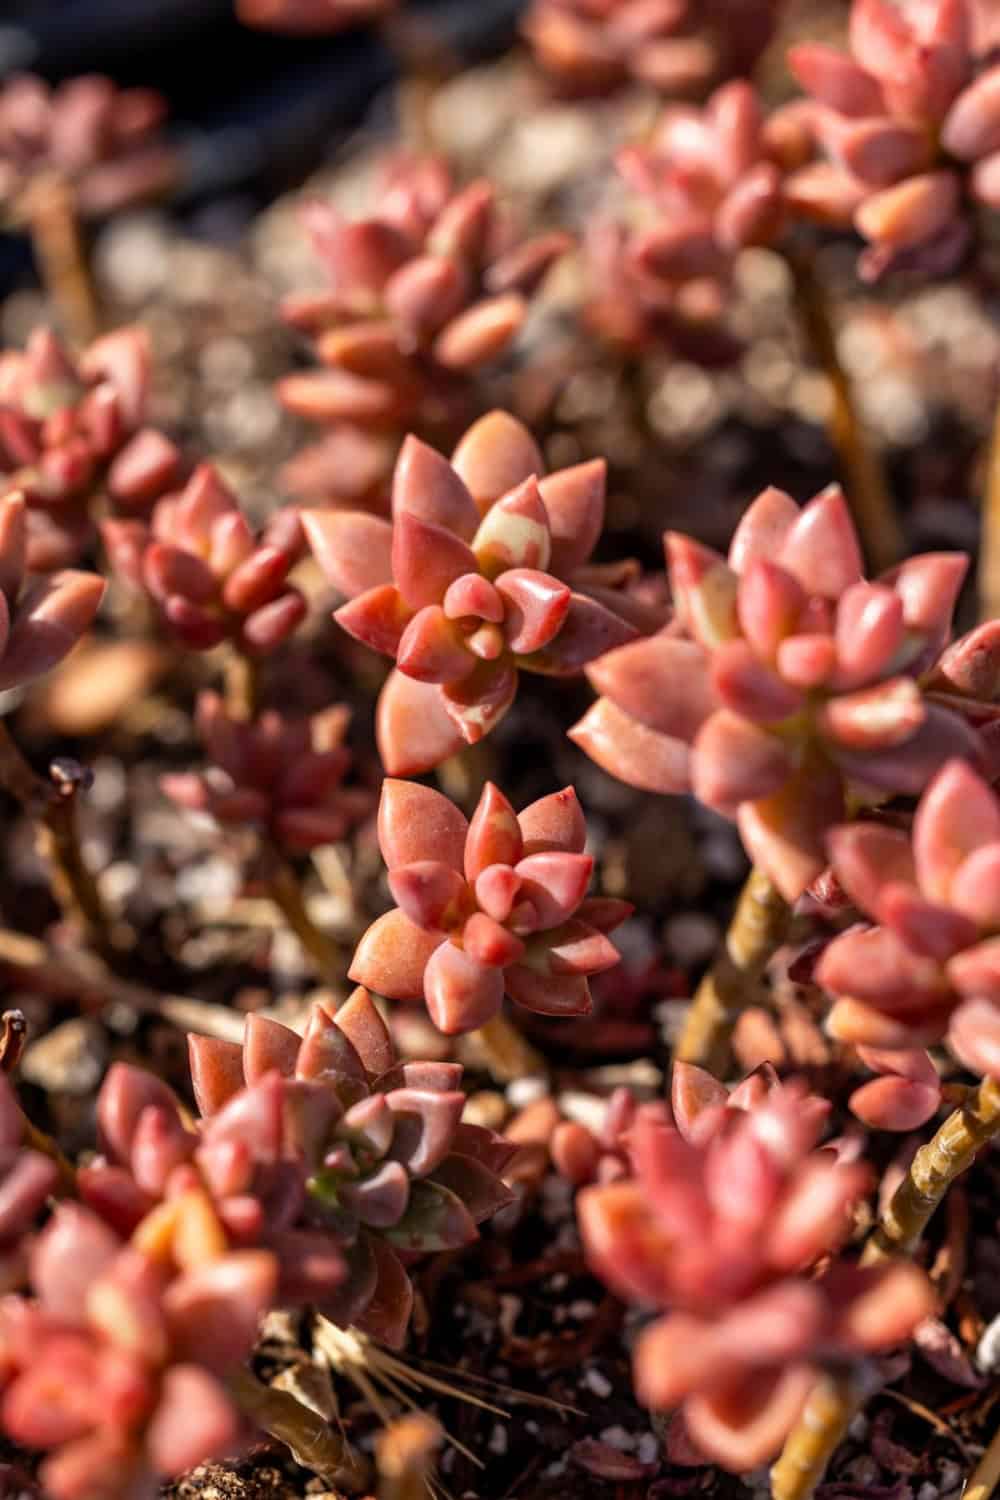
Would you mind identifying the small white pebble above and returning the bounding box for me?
[637,1433,659,1465]
[599,1426,636,1450]
[977,1311,1000,1372]
[549,1273,569,1291]
[525,1421,539,1435]
[543,1461,567,1478]
[570,1300,597,1319]
[488,1424,509,1455]
[583,1368,612,1398]
[507,1076,548,1108]
[498,1294,521,1339]
[848,1414,869,1441]
[917,1484,939,1500]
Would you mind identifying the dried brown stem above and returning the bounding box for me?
[771,1077,1000,1500]
[463,1012,547,1083]
[21,172,101,344]
[978,387,1000,622]
[787,249,903,575]
[224,647,262,722]
[965,1420,1000,1500]
[675,865,789,1077]
[263,844,345,985]
[0,723,113,956]
[228,1366,359,1481]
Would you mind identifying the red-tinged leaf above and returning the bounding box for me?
[692,709,794,816]
[496,567,571,653]
[518,785,587,855]
[930,619,1000,701]
[827,823,916,920]
[834,117,934,188]
[391,510,479,611]
[855,171,960,248]
[441,658,518,743]
[949,844,1000,927]
[335,584,411,656]
[433,294,526,370]
[342,1160,410,1228]
[942,65,1000,160]
[186,1035,245,1117]
[828,996,953,1048]
[451,410,543,513]
[353,1234,413,1350]
[384,254,468,339]
[278,367,403,423]
[538,458,607,575]
[392,434,480,540]
[300,509,393,598]
[538,918,619,976]
[442,571,504,620]
[736,559,806,661]
[521,592,638,674]
[666,533,740,647]
[452,1122,519,1175]
[0,492,27,604]
[776,484,863,598]
[106,426,180,507]
[474,863,521,922]
[948,937,1000,1000]
[586,633,716,739]
[816,925,948,1012]
[146,1365,240,1477]
[423,940,505,1033]
[465,781,523,880]
[671,1062,728,1144]
[240,589,307,653]
[463,911,525,967]
[376,670,466,775]
[165,1249,278,1370]
[819,676,925,751]
[728,487,799,574]
[295,1001,367,1086]
[504,964,592,1016]
[850,1075,940,1131]
[575,896,633,933]
[242,1015,301,1085]
[429,179,495,261]
[684,1365,815,1472]
[389,860,471,932]
[349,909,444,1000]
[473,476,551,577]
[577,1179,675,1306]
[885,552,967,647]
[569,697,691,795]
[829,701,981,797]
[787,42,885,116]
[914,759,1000,901]
[31,1205,119,1323]
[385,1086,465,1175]
[0,569,105,689]
[378,777,468,872]
[396,605,476,684]
[430,1153,514,1222]
[738,759,844,901]
[221,545,289,615]
[97,1061,181,1164]
[948,997,1000,1078]
[383,1178,478,1251]
[880,881,977,960]
[335,986,395,1077]
[712,640,805,724]
[515,851,593,929]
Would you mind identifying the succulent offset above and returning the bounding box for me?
[349,778,629,1033]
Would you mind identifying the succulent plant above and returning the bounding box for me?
[0,327,179,570]
[818,759,1000,1078]
[303,414,648,773]
[786,0,1000,279]
[81,990,515,1353]
[548,1087,669,1186]
[101,463,307,653]
[0,1198,275,1500]
[349,778,630,1033]
[570,482,994,900]
[236,0,396,30]
[161,691,374,854]
[522,0,780,99]
[0,73,175,222]
[0,489,105,693]
[278,153,569,508]
[0,1074,59,1293]
[578,1062,934,1470]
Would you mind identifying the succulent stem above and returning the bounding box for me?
[224,647,262,722]
[0,722,113,957]
[964,1418,1000,1500]
[772,1078,1000,1500]
[675,865,789,1077]
[21,172,101,345]
[465,1012,548,1083]
[978,387,1000,621]
[769,1369,868,1500]
[263,843,345,983]
[787,248,903,575]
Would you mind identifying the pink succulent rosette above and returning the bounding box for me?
[522,0,780,99]
[571,481,990,900]
[0,1197,277,1500]
[102,463,307,653]
[787,0,1000,278]
[81,990,514,1353]
[236,0,396,31]
[349,778,630,1034]
[161,692,373,854]
[303,414,647,774]
[0,489,105,693]
[0,73,176,221]
[818,759,1000,1079]
[0,327,180,570]
[578,1062,934,1471]
[279,154,569,509]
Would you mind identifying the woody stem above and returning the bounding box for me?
[771,1077,1000,1500]
[263,843,344,984]
[978,386,1000,621]
[22,172,101,344]
[223,646,262,722]
[0,721,113,958]
[787,248,903,575]
[964,1418,1000,1500]
[674,865,789,1078]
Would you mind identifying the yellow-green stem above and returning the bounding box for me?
[22,172,101,344]
[787,249,903,575]
[264,845,344,984]
[965,1421,1000,1500]
[770,1371,868,1500]
[224,647,262,722]
[675,866,789,1077]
